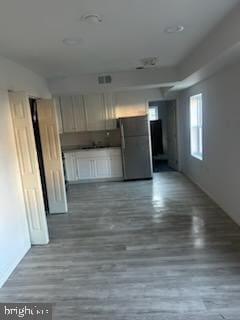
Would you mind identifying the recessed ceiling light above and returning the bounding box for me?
[164,25,184,34]
[81,12,103,24]
[62,38,83,46]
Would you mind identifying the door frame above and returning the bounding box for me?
[147,99,179,171]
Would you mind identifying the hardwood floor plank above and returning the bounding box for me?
[1,172,240,319]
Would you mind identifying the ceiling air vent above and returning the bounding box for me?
[98,75,112,84]
[105,75,112,83]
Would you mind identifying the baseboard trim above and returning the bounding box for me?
[68,177,124,184]
[183,171,215,201]
[0,243,30,288]
[183,171,240,226]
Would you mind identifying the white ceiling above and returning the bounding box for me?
[0,0,238,78]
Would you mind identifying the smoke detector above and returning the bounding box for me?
[81,12,103,24]
[164,25,184,34]
[142,57,158,67]
[62,38,83,46]
[136,57,158,70]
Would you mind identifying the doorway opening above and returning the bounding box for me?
[29,98,49,214]
[149,100,178,172]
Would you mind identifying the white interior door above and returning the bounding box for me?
[37,99,68,214]
[8,91,49,245]
[167,101,178,170]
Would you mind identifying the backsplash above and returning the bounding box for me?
[60,129,121,149]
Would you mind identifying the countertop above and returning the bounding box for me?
[62,145,121,153]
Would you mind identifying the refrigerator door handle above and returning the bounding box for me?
[120,122,126,150]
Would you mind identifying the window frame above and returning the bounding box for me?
[148,106,159,121]
[189,93,203,161]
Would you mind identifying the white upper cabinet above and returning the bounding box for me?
[60,96,75,132]
[60,95,87,133]
[104,93,117,130]
[58,93,117,133]
[84,93,106,131]
[53,97,63,134]
[72,95,86,132]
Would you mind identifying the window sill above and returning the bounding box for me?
[191,153,203,161]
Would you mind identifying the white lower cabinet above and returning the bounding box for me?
[76,158,94,180]
[109,156,123,177]
[64,148,123,183]
[64,153,77,181]
[95,158,110,178]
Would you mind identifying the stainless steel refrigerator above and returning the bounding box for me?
[119,115,153,180]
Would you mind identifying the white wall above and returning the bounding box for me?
[0,55,50,98]
[178,61,240,225]
[179,4,240,81]
[0,55,50,287]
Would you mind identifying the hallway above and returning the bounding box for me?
[1,172,240,319]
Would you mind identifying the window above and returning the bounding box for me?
[190,94,203,160]
[149,106,158,121]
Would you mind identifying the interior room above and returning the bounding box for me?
[1,1,240,319]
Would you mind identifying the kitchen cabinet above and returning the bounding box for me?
[109,155,123,177]
[57,93,117,133]
[64,148,123,183]
[60,96,75,132]
[104,93,117,130]
[60,95,86,133]
[95,158,110,178]
[64,152,77,181]
[84,94,106,131]
[72,95,86,132]
[53,97,63,134]
[76,157,93,180]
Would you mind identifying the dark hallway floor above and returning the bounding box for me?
[1,173,240,319]
[153,159,175,172]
